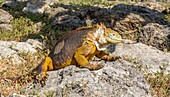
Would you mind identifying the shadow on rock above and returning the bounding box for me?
[44,3,170,51]
[2,1,170,51]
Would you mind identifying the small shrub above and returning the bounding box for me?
[0,0,4,7]
[0,17,35,41]
[146,72,170,97]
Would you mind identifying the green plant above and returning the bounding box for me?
[44,91,55,97]
[0,0,5,7]
[165,14,170,22]
[0,17,35,41]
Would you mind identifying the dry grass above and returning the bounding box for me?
[0,51,46,96]
[127,57,170,97]
[146,73,170,97]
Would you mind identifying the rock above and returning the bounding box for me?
[0,24,13,31]
[49,4,170,51]
[109,4,168,32]
[138,23,170,51]
[2,0,26,8]
[108,5,170,51]
[22,1,51,13]
[0,46,24,64]
[53,3,167,30]
[0,9,13,23]
[23,0,57,13]
[24,41,170,96]
[26,39,44,50]
[53,14,85,30]
[37,60,151,97]
[162,7,170,14]
[0,40,44,64]
[8,93,29,97]
[134,2,166,12]
[0,41,37,53]
[0,9,13,31]
[34,22,43,30]
[47,7,69,17]
[44,0,58,6]
[112,43,170,74]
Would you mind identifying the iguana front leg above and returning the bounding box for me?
[96,51,121,61]
[74,41,103,70]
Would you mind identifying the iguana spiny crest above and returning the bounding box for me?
[85,23,122,51]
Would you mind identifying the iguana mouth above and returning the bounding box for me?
[106,36,123,43]
[121,39,137,44]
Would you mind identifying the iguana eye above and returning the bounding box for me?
[112,33,116,36]
[108,33,116,38]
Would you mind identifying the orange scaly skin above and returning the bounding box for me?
[33,23,123,81]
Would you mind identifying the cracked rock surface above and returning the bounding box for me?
[112,43,170,74]
[0,39,44,64]
[38,60,151,97]
[0,9,13,31]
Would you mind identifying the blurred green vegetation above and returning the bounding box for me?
[0,17,35,41]
[0,0,4,7]
[165,14,170,22]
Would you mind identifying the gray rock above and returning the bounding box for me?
[0,9,13,23]
[53,14,85,30]
[2,0,24,8]
[0,24,13,31]
[3,0,57,9]
[0,46,24,64]
[8,93,36,97]
[138,23,170,51]
[0,40,44,64]
[112,43,170,74]
[44,0,58,6]
[26,39,45,50]
[0,41,37,53]
[37,60,151,97]
[22,41,170,97]
[33,42,170,97]
[47,7,69,17]
[22,1,51,13]
[0,9,13,31]
[34,22,43,30]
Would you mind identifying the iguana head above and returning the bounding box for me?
[89,23,122,51]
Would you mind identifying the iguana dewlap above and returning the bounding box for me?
[33,24,123,79]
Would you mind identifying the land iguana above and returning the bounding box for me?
[18,23,131,84]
